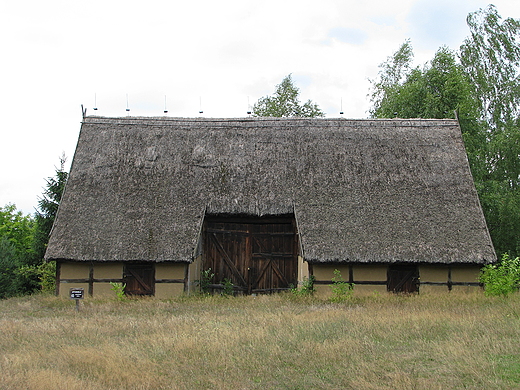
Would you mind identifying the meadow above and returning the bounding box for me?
[0,291,519,390]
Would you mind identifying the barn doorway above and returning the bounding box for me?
[124,264,155,296]
[387,264,419,293]
[202,215,298,294]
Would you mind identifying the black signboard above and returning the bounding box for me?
[69,288,84,299]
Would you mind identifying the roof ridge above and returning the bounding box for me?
[83,116,459,127]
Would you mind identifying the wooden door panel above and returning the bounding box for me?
[251,222,296,292]
[387,265,419,293]
[209,232,247,287]
[124,264,154,296]
[203,217,297,294]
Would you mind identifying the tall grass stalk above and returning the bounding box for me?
[0,292,519,389]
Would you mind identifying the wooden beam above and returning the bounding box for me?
[88,263,94,296]
[55,262,61,296]
[313,280,386,285]
[59,278,90,283]
[155,279,185,283]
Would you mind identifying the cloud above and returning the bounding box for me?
[406,0,489,51]
[371,15,397,27]
[327,27,368,45]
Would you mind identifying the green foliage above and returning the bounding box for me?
[33,154,68,265]
[0,205,36,298]
[0,204,36,259]
[221,278,234,296]
[369,39,414,117]
[370,45,477,120]
[290,275,315,296]
[110,282,127,301]
[329,269,354,302]
[13,262,56,296]
[0,236,23,298]
[477,175,520,256]
[252,74,324,118]
[459,6,520,257]
[197,268,215,295]
[460,5,520,127]
[38,261,57,293]
[480,254,520,296]
[15,265,42,294]
[0,156,68,299]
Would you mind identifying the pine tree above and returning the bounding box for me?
[32,154,68,264]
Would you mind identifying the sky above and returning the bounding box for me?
[1,0,519,215]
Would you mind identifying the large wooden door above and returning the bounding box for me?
[124,264,155,296]
[387,265,419,293]
[203,216,297,294]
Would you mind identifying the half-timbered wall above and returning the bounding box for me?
[57,261,187,298]
[57,261,482,297]
[312,263,482,296]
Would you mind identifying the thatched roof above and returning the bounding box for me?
[45,116,495,264]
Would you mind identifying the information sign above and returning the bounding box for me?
[69,288,84,299]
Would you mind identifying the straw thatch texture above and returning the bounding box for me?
[45,117,495,264]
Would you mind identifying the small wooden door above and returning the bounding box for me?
[203,216,297,294]
[387,265,419,293]
[124,264,155,296]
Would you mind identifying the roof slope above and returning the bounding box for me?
[45,117,495,264]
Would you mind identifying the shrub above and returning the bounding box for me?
[110,282,127,301]
[196,268,215,295]
[221,278,234,296]
[329,269,354,302]
[38,262,56,293]
[480,254,520,296]
[290,276,315,296]
[12,262,57,296]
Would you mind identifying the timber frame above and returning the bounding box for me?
[55,261,188,298]
[309,263,482,294]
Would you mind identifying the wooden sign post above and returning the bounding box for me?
[69,288,84,311]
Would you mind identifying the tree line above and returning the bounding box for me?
[1,5,519,298]
[0,156,67,298]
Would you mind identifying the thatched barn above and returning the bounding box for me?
[45,116,495,297]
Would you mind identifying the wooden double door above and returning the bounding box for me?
[203,216,298,294]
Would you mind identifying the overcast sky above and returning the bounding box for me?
[1,0,518,215]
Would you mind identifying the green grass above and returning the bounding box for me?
[0,292,519,389]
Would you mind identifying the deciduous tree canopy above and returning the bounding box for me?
[0,204,35,298]
[0,156,68,298]
[253,74,324,118]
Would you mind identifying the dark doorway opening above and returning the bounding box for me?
[203,215,298,294]
[124,263,155,296]
[387,264,419,293]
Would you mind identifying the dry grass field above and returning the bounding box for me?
[1,291,519,390]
